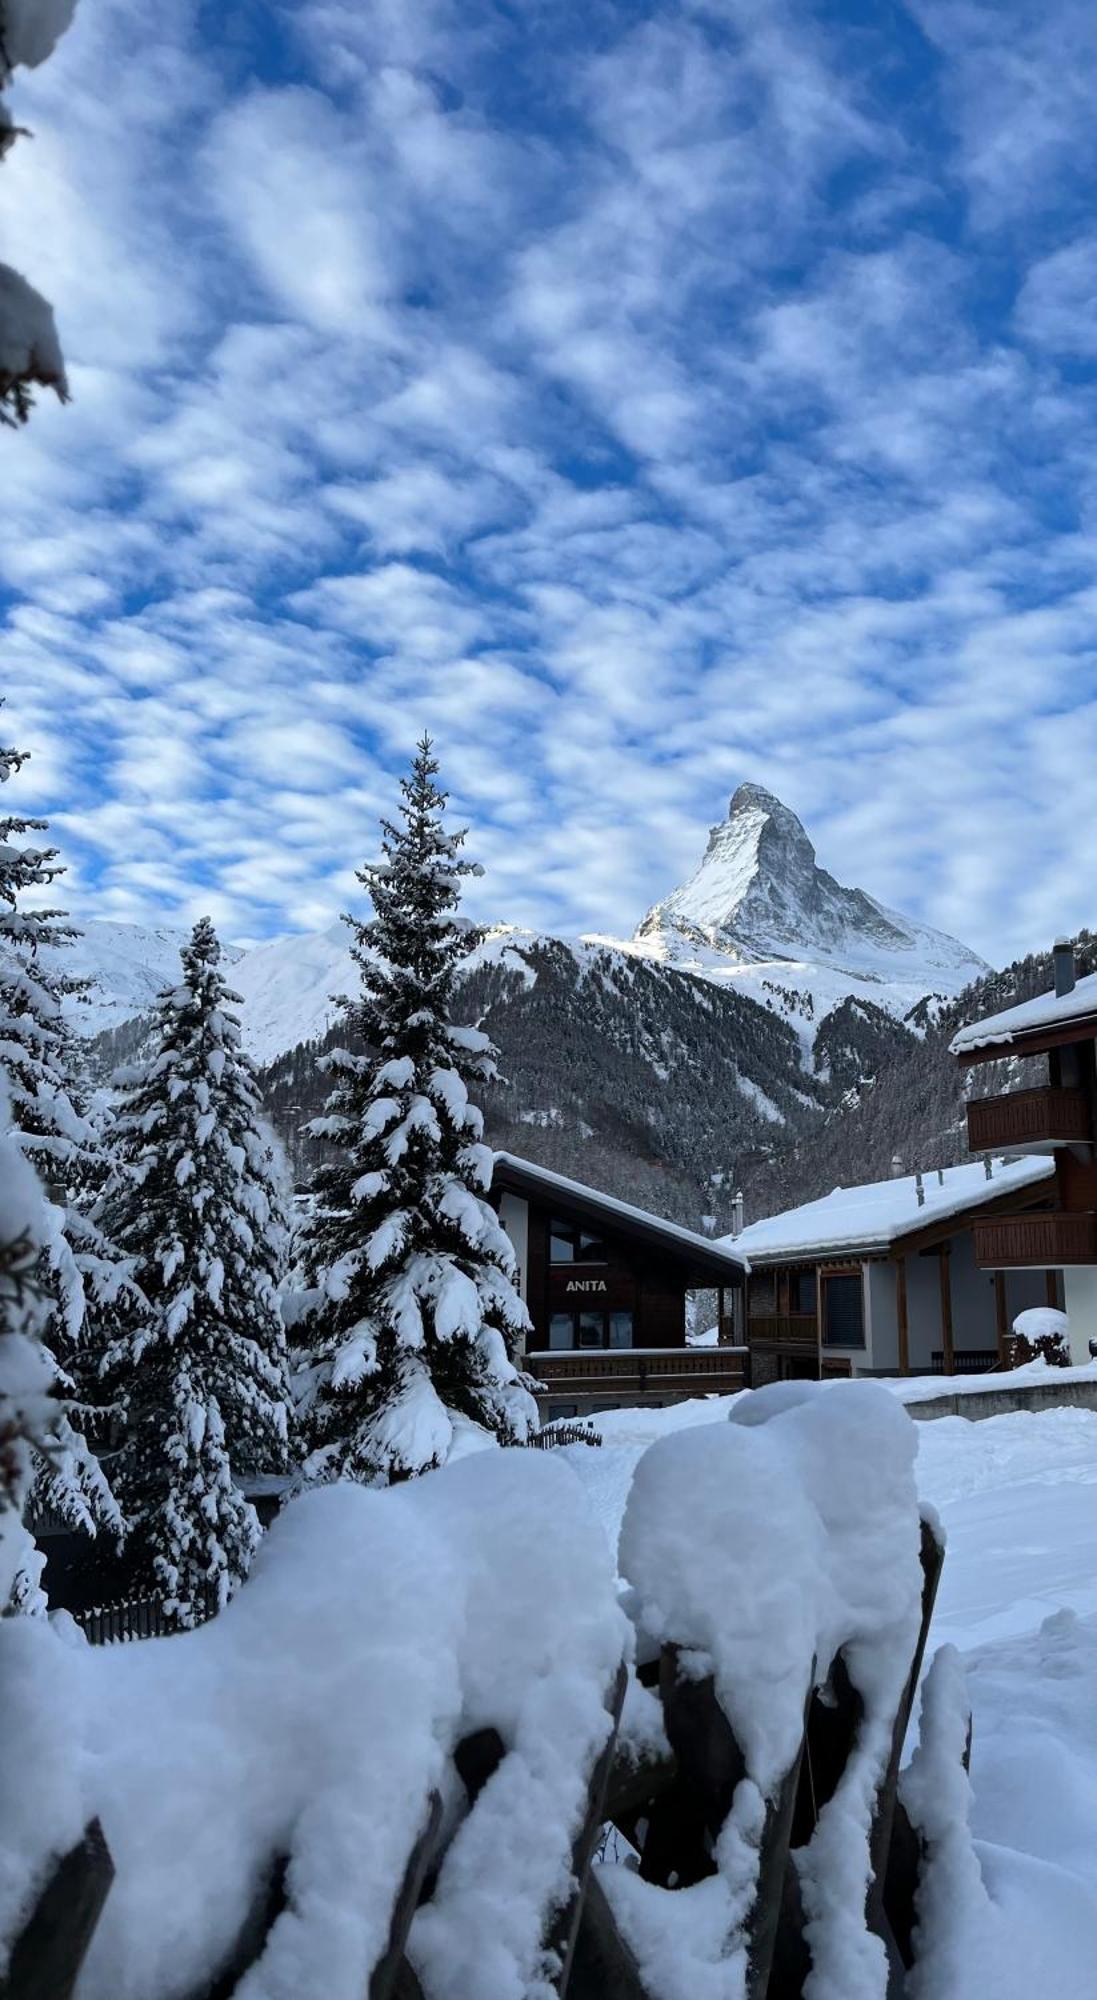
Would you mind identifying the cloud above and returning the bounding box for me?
[4,0,1097,966]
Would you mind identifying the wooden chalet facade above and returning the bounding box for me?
[490,1153,748,1419]
[736,1157,1060,1383]
[951,942,1097,1358]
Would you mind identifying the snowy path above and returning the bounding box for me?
[916,1407,1097,1651]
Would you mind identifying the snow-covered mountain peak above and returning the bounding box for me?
[633,785,987,992]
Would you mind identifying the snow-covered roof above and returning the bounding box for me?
[732,1155,1055,1262]
[950,970,1097,1057]
[493,1152,748,1278]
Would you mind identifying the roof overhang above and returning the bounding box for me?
[955,1013,1097,1067]
[492,1151,748,1285]
[742,1169,1057,1267]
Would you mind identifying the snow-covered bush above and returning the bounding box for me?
[100,918,292,1626]
[0,0,77,423]
[1010,1305,1070,1369]
[300,737,537,1486]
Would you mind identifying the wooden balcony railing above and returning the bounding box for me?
[972,1211,1097,1268]
[748,1313,819,1346]
[966,1086,1091,1155]
[527,1347,748,1395]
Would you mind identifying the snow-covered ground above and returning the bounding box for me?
[557,1390,1097,1995]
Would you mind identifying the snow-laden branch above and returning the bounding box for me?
[0,0,79,425]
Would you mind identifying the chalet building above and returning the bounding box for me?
[734,1157,1059,1383]
[950,941,1097,1360]
[491,1153,748,1420]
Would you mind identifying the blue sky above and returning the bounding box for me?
[6,0,1097,960]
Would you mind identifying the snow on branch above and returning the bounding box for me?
[0,0,79,426]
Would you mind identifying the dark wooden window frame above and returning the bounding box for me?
[820,1265,866,1350]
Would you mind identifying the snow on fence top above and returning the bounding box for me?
[1,1385,943,2000]
[950,966,1097,1056]
[609,1381,925,1999]
[0,1451,629,2000]
[732,1154,1054,1261]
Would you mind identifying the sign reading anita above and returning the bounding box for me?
[566,1278,608,1294]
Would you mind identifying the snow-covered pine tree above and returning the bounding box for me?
[0,1075,59,1613]
[102,917,292,1626]
[301,736,538,1485]
[0,721,133,1603]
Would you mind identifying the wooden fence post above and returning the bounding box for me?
[0,1818,114,2000]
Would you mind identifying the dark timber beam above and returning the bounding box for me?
[994,1270,1009,1367]
[895,1257,909,1377]
[938,1245,955,1376]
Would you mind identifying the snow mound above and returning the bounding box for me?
[607,1382,925,2000]
[0,1451,629,2000]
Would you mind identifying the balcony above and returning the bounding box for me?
[966,1085,1091,1156]
[748,1313,819,1347]
[973,1211,1097,1268]
[527,1346,748,1398]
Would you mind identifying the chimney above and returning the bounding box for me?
[730,1190,745,1237]
[1054,937,1076,999]
[915,1171,925,1208]
[889,1154,904,1180]
[984,1154,993,1181]
[937,1166,945,1186]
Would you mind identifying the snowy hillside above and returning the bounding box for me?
[591,783,989,1055]
[51,921,244,1036]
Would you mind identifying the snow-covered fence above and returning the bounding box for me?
[74,1589,219,1646]
[528,1422,603,1451]
[0,1388,964,1999]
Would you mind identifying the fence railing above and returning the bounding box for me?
[529,1423,603,1450]
[74,1589,219,1645]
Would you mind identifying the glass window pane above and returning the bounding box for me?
[609,1312,633,1349]
[550,1223,575,1263]
[549,1313,574,1350]
[579,1231,607,1262]
[823,1275,864,1348]
[577,1313,604,1348]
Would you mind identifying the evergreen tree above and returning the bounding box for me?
[301,737,537,1485]
[0,722,133,1597]
[0,1082,59,1614]
[102,917,292,1626]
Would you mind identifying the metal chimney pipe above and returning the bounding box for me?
[890,1154,904,1180]
[915,1171,925,1209]
[1054,937,1076,999]
[731,1190,745,1236]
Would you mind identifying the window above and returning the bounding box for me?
[750,1270,776,1313]
[609,1311,634,1349]
[548,1402,579,1420]
[789,1269,815,1315]
[543,1310,634,1350]
[549,1218,607,1264]
[822,1273,865,1349]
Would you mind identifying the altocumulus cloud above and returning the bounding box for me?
[4,0,1097,959]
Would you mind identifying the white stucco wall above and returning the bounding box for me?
[1063,1268,1097,1363]
[855,1232,1054,1375]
